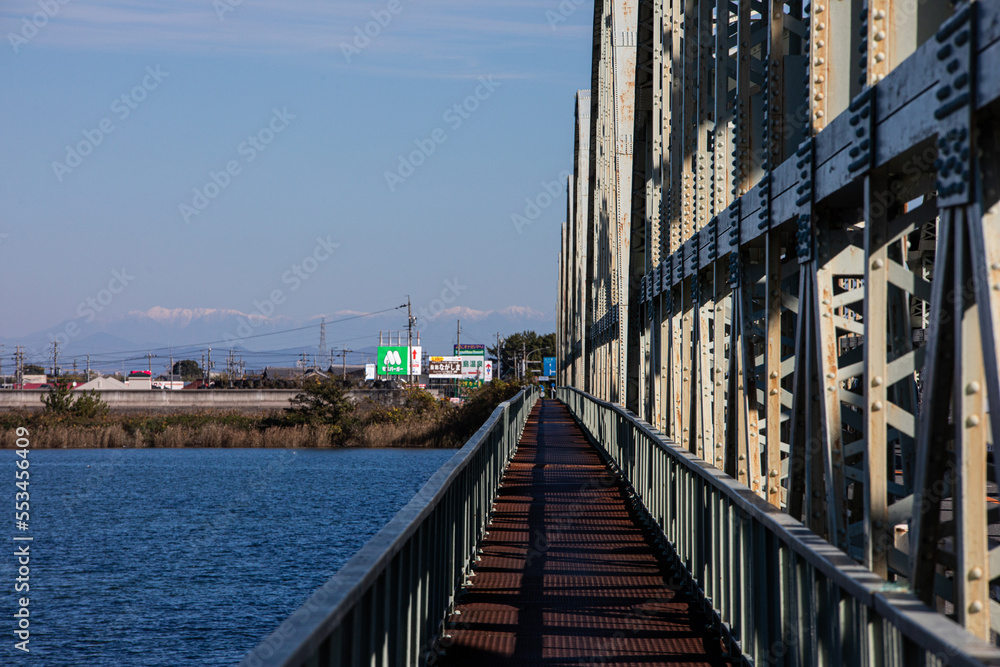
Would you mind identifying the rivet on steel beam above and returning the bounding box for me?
[872,259,884,269]
[970,601,984,614]
[970,567,984,581]
[872,376,883,387]
[873,401,883,411]
[966,382,981,395]
[967,415,980,427]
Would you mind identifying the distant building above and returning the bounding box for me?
[324,364,367,380]
[262,366,329,384]
[74,376,128,391]
[152,374,185,390]
[125,370,152,390]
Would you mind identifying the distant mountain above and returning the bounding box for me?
[2,305,553,373]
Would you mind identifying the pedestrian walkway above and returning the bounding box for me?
[439,400,726,666]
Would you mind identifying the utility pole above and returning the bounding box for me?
[406,295,415,385]
[319,317,326,363]
[338,348,353,379]
[496,332,503,380]
[456,319,461,349]
[169,348,174,379]
[227,350,235,388]
[86,354,91,381]
[15,346,23,388]
[522,341,526,380]
[147,351,153,373]
[51,340,59,378]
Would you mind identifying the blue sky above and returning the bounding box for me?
[0,0,592,345]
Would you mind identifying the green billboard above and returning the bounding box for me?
[377,346,409,375]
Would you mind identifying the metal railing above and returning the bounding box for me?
[558,386,1000,667]
[241,386,539,667]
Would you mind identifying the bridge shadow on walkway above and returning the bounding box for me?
[439,399,726,666]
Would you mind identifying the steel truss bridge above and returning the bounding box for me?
[557,0,1000,654]
[238,1,1000,665]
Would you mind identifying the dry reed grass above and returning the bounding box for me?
[0,418,445,449]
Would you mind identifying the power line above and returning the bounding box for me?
[51,305,405,362]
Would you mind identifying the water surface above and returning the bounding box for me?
[0,447,456,665]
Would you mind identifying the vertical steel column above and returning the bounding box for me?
[577,91,592,393]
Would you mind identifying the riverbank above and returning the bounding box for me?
[0,388,417,413]
[0,410,450,449]
[0,379,528,449]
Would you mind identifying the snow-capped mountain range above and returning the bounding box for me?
[3,305,553,372]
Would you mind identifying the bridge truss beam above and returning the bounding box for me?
[559,0,1000,643]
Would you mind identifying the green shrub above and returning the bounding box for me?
[285,378,357,445]
[435,379,526,447]
[42,383,110,420]
[72,390,109,419]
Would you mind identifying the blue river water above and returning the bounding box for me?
[0,447,457,666]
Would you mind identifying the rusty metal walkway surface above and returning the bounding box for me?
[439,400,725,666]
